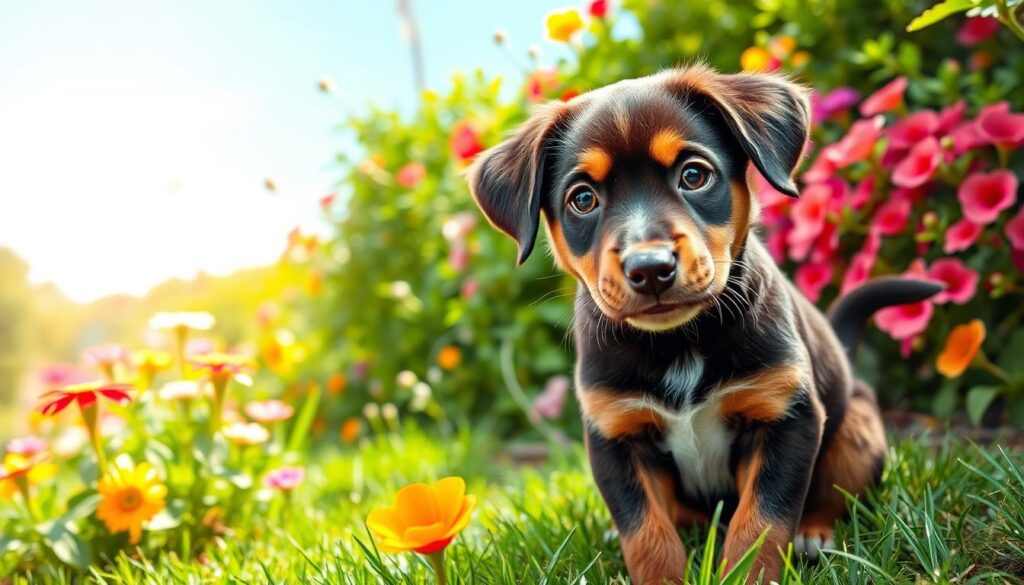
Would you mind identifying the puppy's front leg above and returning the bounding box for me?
[587,428,686,585]
[722,399,823,583]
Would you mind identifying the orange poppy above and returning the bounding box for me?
[936,319,986,378]
[367,477,476,554]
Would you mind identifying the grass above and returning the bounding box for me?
[3,426,1023,584]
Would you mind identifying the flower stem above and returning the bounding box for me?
[81,402,107,477]
[976,352,1011,384]
[427,550,447,585]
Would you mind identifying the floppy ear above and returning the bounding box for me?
[664,65,810,197]
[467,103,567,265]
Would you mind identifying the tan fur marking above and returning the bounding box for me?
[578,147,613,182]
[718,366,804,422]
[723,451,789,584]
[705,225,733,291]
[729,180,753,258]
[620,469,688,585]
[649,129,687,167]
[577,388,664,439]
[614,104,631,141]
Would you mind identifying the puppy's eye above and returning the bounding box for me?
[679,161,713,191]
[567,184,599,214]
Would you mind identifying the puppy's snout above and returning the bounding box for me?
[622,247,677,295]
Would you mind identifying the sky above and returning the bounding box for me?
[0,0,570,302]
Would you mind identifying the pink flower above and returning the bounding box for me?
[926,258,978,305]
[892,137,942,188]
[841,233,881,294]
[871,198,912,236]
[937,101,967,135]
[875,300,933,340]
[787,183,832,261]
[957,17,1001,46]
[810,220,840,263]
[888,110,939,150]
[5,437,48,457]
[860,77,907,117]
[38,364,90,389]
[442,212,477,242]
[823,116,885,168]
[264,466,305,491]
[795,262,834,302]
[958,170,1018,225]
[1006,206,1024,251]
[460,278,479,300]
[950,121,988,154]
[83,344,129,370]
[319,193,335,212]
[944,219,983,253]
[849,176,875,210]
[245,399,294,423]
[185,338,215,357]
[766,228,789,263]
[532,375,570,420]
[812,87,860,123]
[978,103,1024,147]
[396,162,426,189]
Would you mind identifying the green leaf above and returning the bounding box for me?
[286,382,321,455]
[998,330,1024,378]
[966,385,1000,426]
[38,522,91,569]
[932,380,959,418]
[906,0,976,32]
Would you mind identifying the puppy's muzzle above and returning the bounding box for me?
[622,246,677,296]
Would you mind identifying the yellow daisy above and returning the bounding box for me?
[97,455,166,543]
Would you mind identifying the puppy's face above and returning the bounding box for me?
[469,66,810,332]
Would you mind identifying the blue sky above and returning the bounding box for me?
[0,0,569,301]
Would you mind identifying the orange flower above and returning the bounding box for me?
[937,320,986,378]
[367,477,476,554]
[437,345,462,370]
[340,417,361,443]
[740,46,778,72]
[328,373,347,395]
[97,455,166,544]
[545,9,584,43]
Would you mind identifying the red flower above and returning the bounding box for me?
[958,170,1018,225]
[874,300,933,341]
[795,261,834,302]
[525,69,558,103]
[396,162,426,189]
[956,17,1000,46]
[822,116,885,168]
[860,77,907,117]
[888,110,938,150]
[892,137,942,188]
[449,120,484,162]
[841,233,881,294]
[560,88,581,101]
[871,198,912,236]
[926,258,978,305]
[1006,206,1024,251]
[39,381,133,416]
[787,183,832,260]
[944,219,982,253]
[849,176,875,210]
[319,193,336,212]
[978,102,1024,147]
[588,0,609,19]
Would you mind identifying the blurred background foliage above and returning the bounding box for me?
[3,0,1022,440]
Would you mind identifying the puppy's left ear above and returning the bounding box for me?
[467,102,567,265]
[665,66,810,197]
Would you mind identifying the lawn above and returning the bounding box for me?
[7,425,1022,584]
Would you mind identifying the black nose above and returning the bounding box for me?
[622,247,677,295]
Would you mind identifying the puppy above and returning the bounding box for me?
[467,65,940,584]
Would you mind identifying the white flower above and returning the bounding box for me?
[389,281,412,300]
[222,422,270,446]
[396,370,418,388]
[159,380,203,401]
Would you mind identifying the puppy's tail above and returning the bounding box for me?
[828,277,944,363]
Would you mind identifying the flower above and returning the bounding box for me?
[871,198,912,236]
[787,183,833,261]
[957,17,1001,46]
[328,373,347,395]
[5,436,48,457]
[340,417,362,443]
[958,170,1018,225]
[148,311,215,332]
[264,466,305,491]
[437,345,462,370]
[84,344,130,378]
[533,375,570,420]
[222,422,270,446]
[38,381,132,416]
[132,349,173,389]
[926,258,978,305]
[936,320,986,378]
[812,87,860,122]
[158,380,203,401]
[525,68,559,102]
[38,364,90,390]
[0,453,56,499]
[892,137,942,188]
[545,9,584,42]
[944,219,983,253]
[588,0,609,18]
[367,477,476,554]
[795,262,834,302]
[887,110,939,150]
[740,46,779,73]
[449,120,483,163]
[822,116,885,168]
[874,300,933,341]
[190,353,253,384]
[442,212,477,241]
[978,105,1024,146]
[860,77,907,116]
[1007,206,1024,251]
[396,162,426,189]
[244,399,294,423]
[319,192,336,212]
[97,455,167,544]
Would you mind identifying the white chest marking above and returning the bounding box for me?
[662,396,736,500]
[662,351,705,406]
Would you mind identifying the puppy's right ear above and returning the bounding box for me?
[467,103,566,265]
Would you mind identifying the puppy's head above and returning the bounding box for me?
[468,65,809,332]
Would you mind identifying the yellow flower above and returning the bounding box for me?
[0,453,56,499]
[937,320,986,378]
[740,46,774,72]
[367,477,476,554]
[133,349,173,373]
[97,455,167,543]
[437,345,462,370]
[545,9,584,43]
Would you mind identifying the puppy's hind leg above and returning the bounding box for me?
[796,380,886,559]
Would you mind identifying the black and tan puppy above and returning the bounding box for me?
[467,65,941,584]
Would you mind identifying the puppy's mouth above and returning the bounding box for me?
[638,302,687,315]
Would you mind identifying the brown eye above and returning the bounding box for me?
[679,161,713,191]
[568,184,599,214]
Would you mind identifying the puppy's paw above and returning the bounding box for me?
[793,524,834,561]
